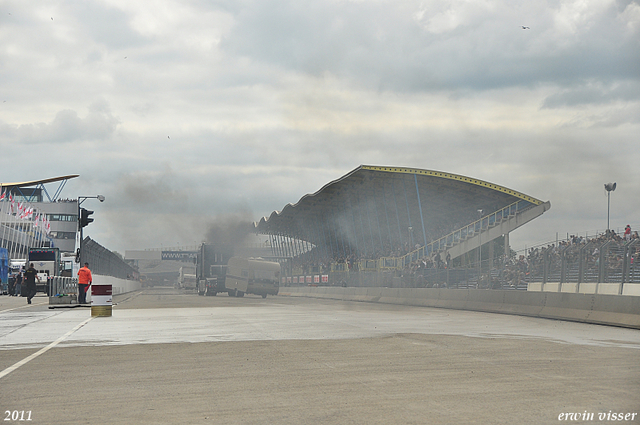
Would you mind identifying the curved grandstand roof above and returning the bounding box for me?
[256,165,546,258]
[1,175,79,188]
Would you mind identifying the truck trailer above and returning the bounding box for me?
[28,247,61,294]
[225,256,280,298]
[196,242,231,296]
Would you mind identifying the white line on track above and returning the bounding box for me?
[0,316,94,380]
[0,301,49,313]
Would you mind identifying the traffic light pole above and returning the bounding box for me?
[77,195,105,265]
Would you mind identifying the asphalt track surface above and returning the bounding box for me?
[0,287,639,425]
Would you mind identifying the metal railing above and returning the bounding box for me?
[82,237,138,280]
[284,237,640,290]
[412,199,533,261]
[333,200,534,273]
[48,276,78,296]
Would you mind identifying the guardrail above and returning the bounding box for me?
[397,200,534,266]
[48,276,78,296]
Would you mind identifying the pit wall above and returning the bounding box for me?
[84,275,142,303]
[278,286,640,329]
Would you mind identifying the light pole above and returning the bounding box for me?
[477,209,483,283]
[604,183,616,232]
[77,195,105,265]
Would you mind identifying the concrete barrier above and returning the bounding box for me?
[622,284,640,296]
[578,283,598,294]
[84,275,141,303]
[596,283,621,295]
[279,286,640,329]
[560,283,579,293]
[527,282,543,292]
[542,283,561,292]
[94,275,142,295]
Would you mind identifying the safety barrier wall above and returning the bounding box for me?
[92,275,142,295]
[278,286,640,329]
[51,275,141,304]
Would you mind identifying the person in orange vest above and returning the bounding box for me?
[77,262,93,304]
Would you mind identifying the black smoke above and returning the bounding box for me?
[204,213,255,258]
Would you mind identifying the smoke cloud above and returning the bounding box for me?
[204,212,255,257]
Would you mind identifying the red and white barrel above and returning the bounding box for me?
[91,284,112,317]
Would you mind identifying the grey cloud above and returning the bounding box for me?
[616,0,640,12]
[542,81,640,108]
[220,0,640,92]
[0,103,120,145]
[61,2,148,49]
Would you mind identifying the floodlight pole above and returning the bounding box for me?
[604,183,616,232]
[607,192,611,231]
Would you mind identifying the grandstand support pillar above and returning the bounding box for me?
[414,174,427,247]
[504,233,509,259]
[313,220,322,264]
[381,183,392,251]
[273,233,280,256]
[341,204,353,257]
[287,235,294,258]
[279,233,285,258]
[488,240,494,269]
[347,195,360,255]
[391,179,403,251]
[365,193,375,256]
[372,193,384,250]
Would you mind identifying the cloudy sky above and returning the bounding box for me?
[1,0,638,254]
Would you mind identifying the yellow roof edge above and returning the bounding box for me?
[361,165,543,205]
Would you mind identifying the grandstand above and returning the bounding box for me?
[1,175,80,257]
[255,165,551,287]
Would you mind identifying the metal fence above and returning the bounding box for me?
[48,276,78,296]
[82,237,138,280]
[287,237,640,290]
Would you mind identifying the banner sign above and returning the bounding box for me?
[161,251,198,262]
